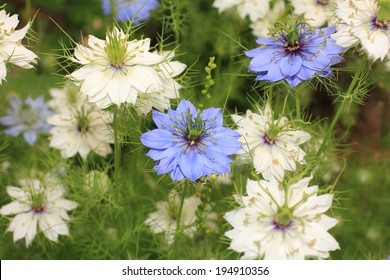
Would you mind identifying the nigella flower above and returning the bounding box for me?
[224,176,340,259]
[102,0,158,24]
[141,100,241,182]
[331,0,390,61]
[145,190,218,244]
[68,27,165,109]
[47,102,114,160]
[232,104,311,182]
[0,96,52,145]
[246,19,345,87]
[0,177,77,247]
[0,9,38,83]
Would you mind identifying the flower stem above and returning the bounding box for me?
[295,89,301,120]
[176,183,187,234]
[114,106,121,185]
[316,66,364,158]
[195,181,212,236]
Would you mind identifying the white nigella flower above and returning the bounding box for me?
[224,176,340,259]
[250,0,286,37]
[213,0,270,22]
[68,27,165,108]
[145,190,217,244]
[134,50,187,115]
[232,104,311,182]
[331,0,390,61]
[47,84,87,113]
[291,0,333,27]
[0,9,38,83]
[0,177,77,247]
[47,102,114,160]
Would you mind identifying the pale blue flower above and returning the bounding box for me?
[141,100,241,182]
[0,96,52,145]
[102,0,159,24]
[246,24,345,87]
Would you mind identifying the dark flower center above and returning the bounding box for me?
[77,115,90,134]
[371,16,389,30]
[31,192,45,214]
[20,104,39,126]
[263,133,276,146]
[183,109,206,147]
[316,0,329,6]
[273,207,293,232]
[286,43,301,52]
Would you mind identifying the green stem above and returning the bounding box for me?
[316,66,364,158]
[295,89,301,120]
[176,183,187,234]
[114,106,121,185]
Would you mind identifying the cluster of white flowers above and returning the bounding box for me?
[0,10,38,84]
[225,104,341,259]
[47,84,114,160]
[68,27,186,112]
[331,0,390,61]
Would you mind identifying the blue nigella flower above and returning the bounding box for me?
[102,0,159,24]
[0,96,52,145]
[245,23,345,87]
[140,100,241,182]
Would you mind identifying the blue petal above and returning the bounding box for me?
[311,51,331,70]
[175,100,198,118]
[265,61,284,82]
[296,65,317,81]
[171,165,185,181]
[207,128,241,155]
[141,129,174,149]
[152,110,173,129]
[245,48,262,58]
[248,52,274,72]
[24,130,37,145]
[320,26,336,37]
[203,146,232,174]
[9,97,21,112]
[280,55,303,77]
[179,151,207,181]
[153,146,184,171]
[201,107,222,128]
[0,115,19,126]
[4,124,25,136]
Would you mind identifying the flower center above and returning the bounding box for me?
[20,104,39,126]
[30,192,45,214]
[371,16,389,30]
[263,125,280,146]
[77,114,90,134]
[316,0,329,6]
[273,207,293,232]
[183,109,206,147]
[105,29,128,69]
